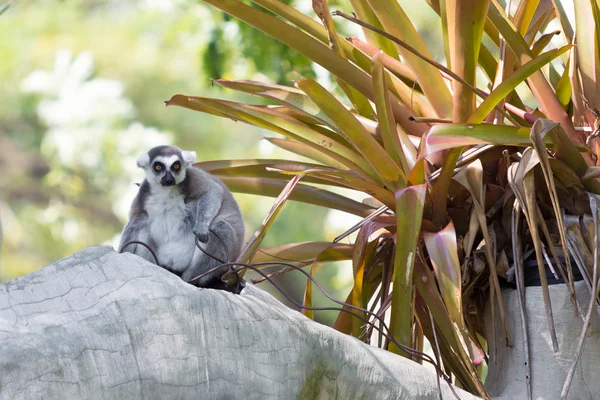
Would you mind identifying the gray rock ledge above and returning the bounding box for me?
[0,246,478,400]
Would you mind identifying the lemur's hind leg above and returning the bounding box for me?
[182,219,244,292]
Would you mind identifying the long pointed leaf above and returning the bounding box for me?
[488,0,584,144]
[420,124,533,158]
[204,0,425,136]
[263,137,346,169]
[349,0,399,58]
[468,45,572,124]
[237,176,302,265]
[297,78,406,189]
[220,176,375,217]
[166,95,378,180]
[252,242,353,263]
[372,51,409,174]
[366,0,453,117]
[313,0,374,118]
[446,0,490,122]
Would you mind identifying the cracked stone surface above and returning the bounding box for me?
[0,246,479,400]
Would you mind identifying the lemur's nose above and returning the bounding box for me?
[162,173,175,186]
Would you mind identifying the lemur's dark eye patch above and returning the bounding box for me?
[153,162,164,172]
[172,161,181,171]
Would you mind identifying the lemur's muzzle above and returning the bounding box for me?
[161,172,176,186]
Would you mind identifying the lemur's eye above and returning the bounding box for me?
[153,163,163,171]
[172,162,181,171]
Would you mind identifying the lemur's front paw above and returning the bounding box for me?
[193,226,209,243]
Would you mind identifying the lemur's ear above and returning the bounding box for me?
[136,153,150,168]
[182,150,197,164]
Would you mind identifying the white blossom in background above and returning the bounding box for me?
[20,49,172,248]
[21,50,133,128]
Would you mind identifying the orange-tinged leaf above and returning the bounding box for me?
[424,222,464,329]
[252,242,353,263]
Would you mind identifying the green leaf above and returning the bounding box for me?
[531,31,560,56]
[413,260,487,396]
[555,58,572,109]
[420,123,533,158]
[349,0,399,58]
[271,166,396,208]
[350,222,380,337]
[196,159,322,171]
[468,45,572,124]
[196,160,371,190]
[389,184,426,356]
[212,79,331,126]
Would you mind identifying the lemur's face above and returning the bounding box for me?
[136,146,196,187]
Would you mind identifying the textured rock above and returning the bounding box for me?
[0,246,478,400]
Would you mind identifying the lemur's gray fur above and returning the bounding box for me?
[119,145,245,291]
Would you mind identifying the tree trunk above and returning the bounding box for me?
[486,282,600,399]
[0,246,477,400]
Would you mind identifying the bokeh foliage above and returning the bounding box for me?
[167,0,600,398]
[0,0,338,305]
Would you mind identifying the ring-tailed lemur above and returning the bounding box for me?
[119,145,245,292]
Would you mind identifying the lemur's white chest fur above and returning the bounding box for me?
[144,186,196,271]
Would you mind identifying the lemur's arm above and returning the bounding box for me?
[192,181,225,243]
[119,213,153,260]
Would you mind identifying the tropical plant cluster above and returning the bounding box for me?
[168,1,600,398]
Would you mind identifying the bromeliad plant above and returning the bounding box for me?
[167,0,600,398]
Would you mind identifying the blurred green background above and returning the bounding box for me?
[0,0,438,324]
